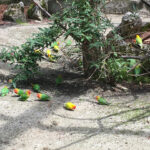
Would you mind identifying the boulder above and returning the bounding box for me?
[27,4,43,20]
[103,0,142,14]
[106,12,142,52]
[117,12,142,37]
[108,12,142,38]
[27,0,48,20]
[2,2,26,22]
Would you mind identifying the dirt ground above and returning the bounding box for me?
[0,15,150,150]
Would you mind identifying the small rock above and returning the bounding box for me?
[115,84,129,91]
[52,120,58,126]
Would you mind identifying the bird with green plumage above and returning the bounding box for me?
[96,96,110,105]
[37,93,51,101]
[134,63,141,75]
[19,90,31,101]
[55,74,63,86]
[0,86,9,96]
[32,84,40,93]
[14,88,24,96]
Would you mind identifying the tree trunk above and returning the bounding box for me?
[82,40,101,78]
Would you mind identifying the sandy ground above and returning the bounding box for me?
[0,16,150,150]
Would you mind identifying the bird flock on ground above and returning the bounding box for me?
[0,83,50,101]
[0,81,110,111]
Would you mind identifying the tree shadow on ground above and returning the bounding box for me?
[0,91,149,150]
[46,105,150,150]
[0,22,19,29]
[9,67,107,97]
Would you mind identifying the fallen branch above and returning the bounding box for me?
[121,55,149,60]
[129,72,150,77]
[127,62,141,73]
[31,0,52,17]
[31,0,80,42]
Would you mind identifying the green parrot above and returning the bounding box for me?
[32,84,40,93]
[96,96,110,105]
[136,35,143,49]
[134,64,141,75]
[55,75,63,86]
[0,86,9,96]
[37,93,51,101]
[129,59,141,75]
[14,88,24,96]
[19,93,29,101]
[19,90,31,101]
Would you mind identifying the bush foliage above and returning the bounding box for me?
[1,0,150,85]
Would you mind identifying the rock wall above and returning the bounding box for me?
[103,0,142,14]
[0,0,30,5]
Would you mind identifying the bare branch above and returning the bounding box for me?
[31,0,80,42]
[127,62,141,73]
[31,0,52,17]
[129,72,150,77]
[120,55,149,60]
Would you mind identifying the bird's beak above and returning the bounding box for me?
[73,105,76,109]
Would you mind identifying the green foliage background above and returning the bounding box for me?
[0,0,150,85]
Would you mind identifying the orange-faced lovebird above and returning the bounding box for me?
[19,90,31,101]
[37,93,51,101]
[64,102,76,110]
[96,96,110,105]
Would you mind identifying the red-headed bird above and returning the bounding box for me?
[14,88,24,96]
[64,102,76,110]
[96,96,110,105]
[19,90,31,101]
[37,93,51,101]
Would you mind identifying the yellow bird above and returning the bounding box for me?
[46,49,55,62]
[136,35,143,49]
[64,102,76,110]
[46,49,52,58]
[53,45,60,52]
